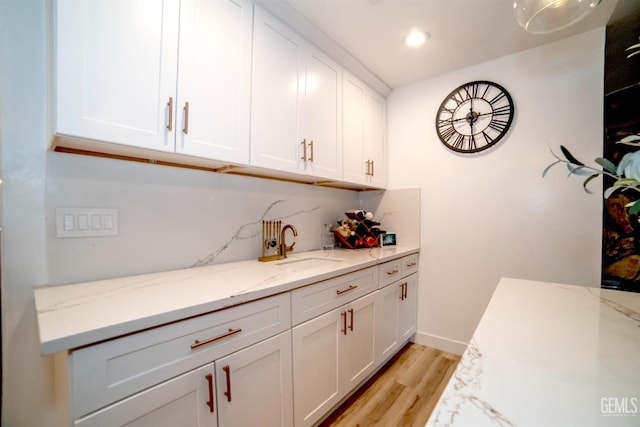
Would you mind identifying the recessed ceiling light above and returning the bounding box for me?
[405,30,429,47]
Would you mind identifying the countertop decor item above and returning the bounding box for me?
[435,80,514,154]
[333,210,385,249]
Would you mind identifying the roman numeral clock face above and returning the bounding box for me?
[435,80,514,153]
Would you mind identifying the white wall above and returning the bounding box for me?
[45,152,359,285]
[0,0,56,425]
[387,29,605,354]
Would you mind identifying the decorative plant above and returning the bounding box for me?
[543,134,640,214]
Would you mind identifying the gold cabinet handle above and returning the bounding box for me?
[183,101,189,134]
[341,311,347,335]
[300,139,307,160]
[399,282,408,300]
[336,284,358,295]
[205,373,215,413]
[166,97,173,131]
[370,160,375,176]
[191,328,242,350]
[223,365,232,402]
[386,269,399,276]
[348,308,354,332]
[308,140,314,162]
[406,261,417,268]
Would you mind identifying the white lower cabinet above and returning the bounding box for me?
[215,331,293,427]
[376,273,418,363]
[61,254,418,427]
[76,331,293,427]
[292,291,377,427]
[75,364,217,427]
[398,274,418,344]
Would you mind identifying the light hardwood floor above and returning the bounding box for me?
[319,343,461,427]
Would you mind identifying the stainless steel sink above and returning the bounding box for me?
[275,257,342,270]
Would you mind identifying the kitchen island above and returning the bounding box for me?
[427,277,640,427]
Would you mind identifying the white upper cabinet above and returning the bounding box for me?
[56,0,180,151]
[342,71,387,188]
[55,0,252,165]
[175,0,252,164]
[251,5,342,181]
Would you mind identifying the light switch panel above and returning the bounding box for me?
[56,208,119,238]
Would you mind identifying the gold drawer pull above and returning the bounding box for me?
[406,261,417,268]
[387,269,399,276]
[191,328,242,350]
[336,284,358,295]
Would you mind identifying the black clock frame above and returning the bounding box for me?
[435,80,514,154]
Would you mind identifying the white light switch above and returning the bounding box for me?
[91,214,101,229]
[63,214,75,231]
[56,208,119,238]
[78,214,89,230]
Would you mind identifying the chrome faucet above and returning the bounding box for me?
[279,224,298,258]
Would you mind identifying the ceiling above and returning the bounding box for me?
[257,0,626,94]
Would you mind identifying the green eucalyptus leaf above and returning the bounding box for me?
[628,200,640,215]
[604,186,618,198]
[567,164,592,176]
[560,145,584,166]
[617,134,640,146]
[542,161,560,178]
[613,178,640,187]
[595,157,617,174]
[582,174,598,194]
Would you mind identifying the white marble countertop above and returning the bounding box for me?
[34,246,418,355]
[427,277,640,427]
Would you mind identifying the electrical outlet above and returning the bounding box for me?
[56,208,119,238]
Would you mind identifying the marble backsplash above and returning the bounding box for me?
[46,152,419,286]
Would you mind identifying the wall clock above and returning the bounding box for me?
[435,80,514,153]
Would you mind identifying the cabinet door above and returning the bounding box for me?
[364,91,387,188]
[302,47,342,180]
[175,0,252,164]
[56,0,179,151]
[251,5,304,173]
[398,275,418,343]
[376,282,401,363]
[342,71,367,185]
[75,364,216,427]
[342,71,387,188]
[215,331,293,427]
[292,308,342,427]
[342,292,377,391]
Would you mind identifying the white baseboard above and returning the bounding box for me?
[413,331,467,356]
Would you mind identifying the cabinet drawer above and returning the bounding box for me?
[70,293,290,418]
[401,253,419,277]
[291,267,378,325]
[378,258,403,288]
